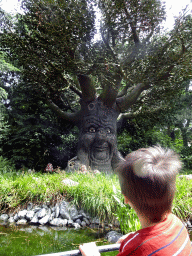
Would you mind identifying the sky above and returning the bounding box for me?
[0,0,192,30]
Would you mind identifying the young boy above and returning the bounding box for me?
[79,146,192,255]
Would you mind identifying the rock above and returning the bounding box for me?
[186,220,192,230]
[106,231,123,243]
[67,219,74,227]
[73,222,81,229]
[47,208,51,216]
[34,206,42,213]
[92,217,100,225]
[0,214,9,222]
[81,221,86,227]
[42,204,48,209]
[59,201,71,220]
[73,214,84,222]
[55,203,60,218]
[75,219,82,225]
[51,206,55,213]
[178,174,192,180]
[14,213,19,222]
[83,218,90,226]
[62,178,79,186]
[37,208,47,219]
[81,212,90,219]
[50,212,55,220]
[26,210,35,221]
[17,219,28,225]
[18,210,27,219]
[39,215,50,225]
[30,215,39,224]
[50,218,68,227]
[8,216,15,224]
[68,205,78,220]
[27,203,33,211]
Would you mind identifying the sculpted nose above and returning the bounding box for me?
[96,129,106,141]
[99,129,106,135]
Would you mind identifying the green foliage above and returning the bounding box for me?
[113,186,141,233]
[0,156,15,173]
[65,173,120,222]
[180,147,192,169]
[117,81,192,167]
[173,176,192,220]
[0,87,9,152]
[0,51,20,72]
[1,0,96,95]
[1,78,79,170]
[117,123,174,156]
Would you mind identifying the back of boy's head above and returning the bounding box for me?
[116,145,182,223]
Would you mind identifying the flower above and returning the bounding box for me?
[45,163,53,172]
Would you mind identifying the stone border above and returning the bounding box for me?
[0,200,118,230]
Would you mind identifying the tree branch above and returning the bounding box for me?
[45,98,81,123]
[116,83,149,112]
[77,74,96,102]
[143,25,155,43]
[117,83,134,98]
[101,28,117,60]
[69,85,82,98]
[99,71,122,107]
[123,1,140,44]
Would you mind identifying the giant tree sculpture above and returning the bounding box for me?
[47,74,147,172]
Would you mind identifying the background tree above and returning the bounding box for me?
[1,76,80,170]
[1,0,192,171]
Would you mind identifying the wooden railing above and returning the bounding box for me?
[36,241,192,256]
[36,243,120,256]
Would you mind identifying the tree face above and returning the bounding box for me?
[69,97,121,172]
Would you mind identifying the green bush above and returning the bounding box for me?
[0,156,15,173]
[180,147,192,169]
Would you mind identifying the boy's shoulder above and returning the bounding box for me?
[118,214,191,256]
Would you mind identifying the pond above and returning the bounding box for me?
[0,225,117,256]
[0,225,191,256]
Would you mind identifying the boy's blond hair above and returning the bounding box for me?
[116,146,182,222]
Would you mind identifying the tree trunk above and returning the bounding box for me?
[67,97,124,173]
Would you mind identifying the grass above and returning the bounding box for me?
[0,169,121,222]
[0,159,192,234]
[173,175,192,220]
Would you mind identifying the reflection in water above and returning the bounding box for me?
[0,225,117,256]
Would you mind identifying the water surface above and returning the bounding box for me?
[0,225,117,256]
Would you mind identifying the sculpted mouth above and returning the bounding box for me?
[90,145,111,163]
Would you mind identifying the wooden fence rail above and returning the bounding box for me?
[36,243,120,256]
[36,241,192,256]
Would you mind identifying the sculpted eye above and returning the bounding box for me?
[89,127,96,133]
[106,128,111,134]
